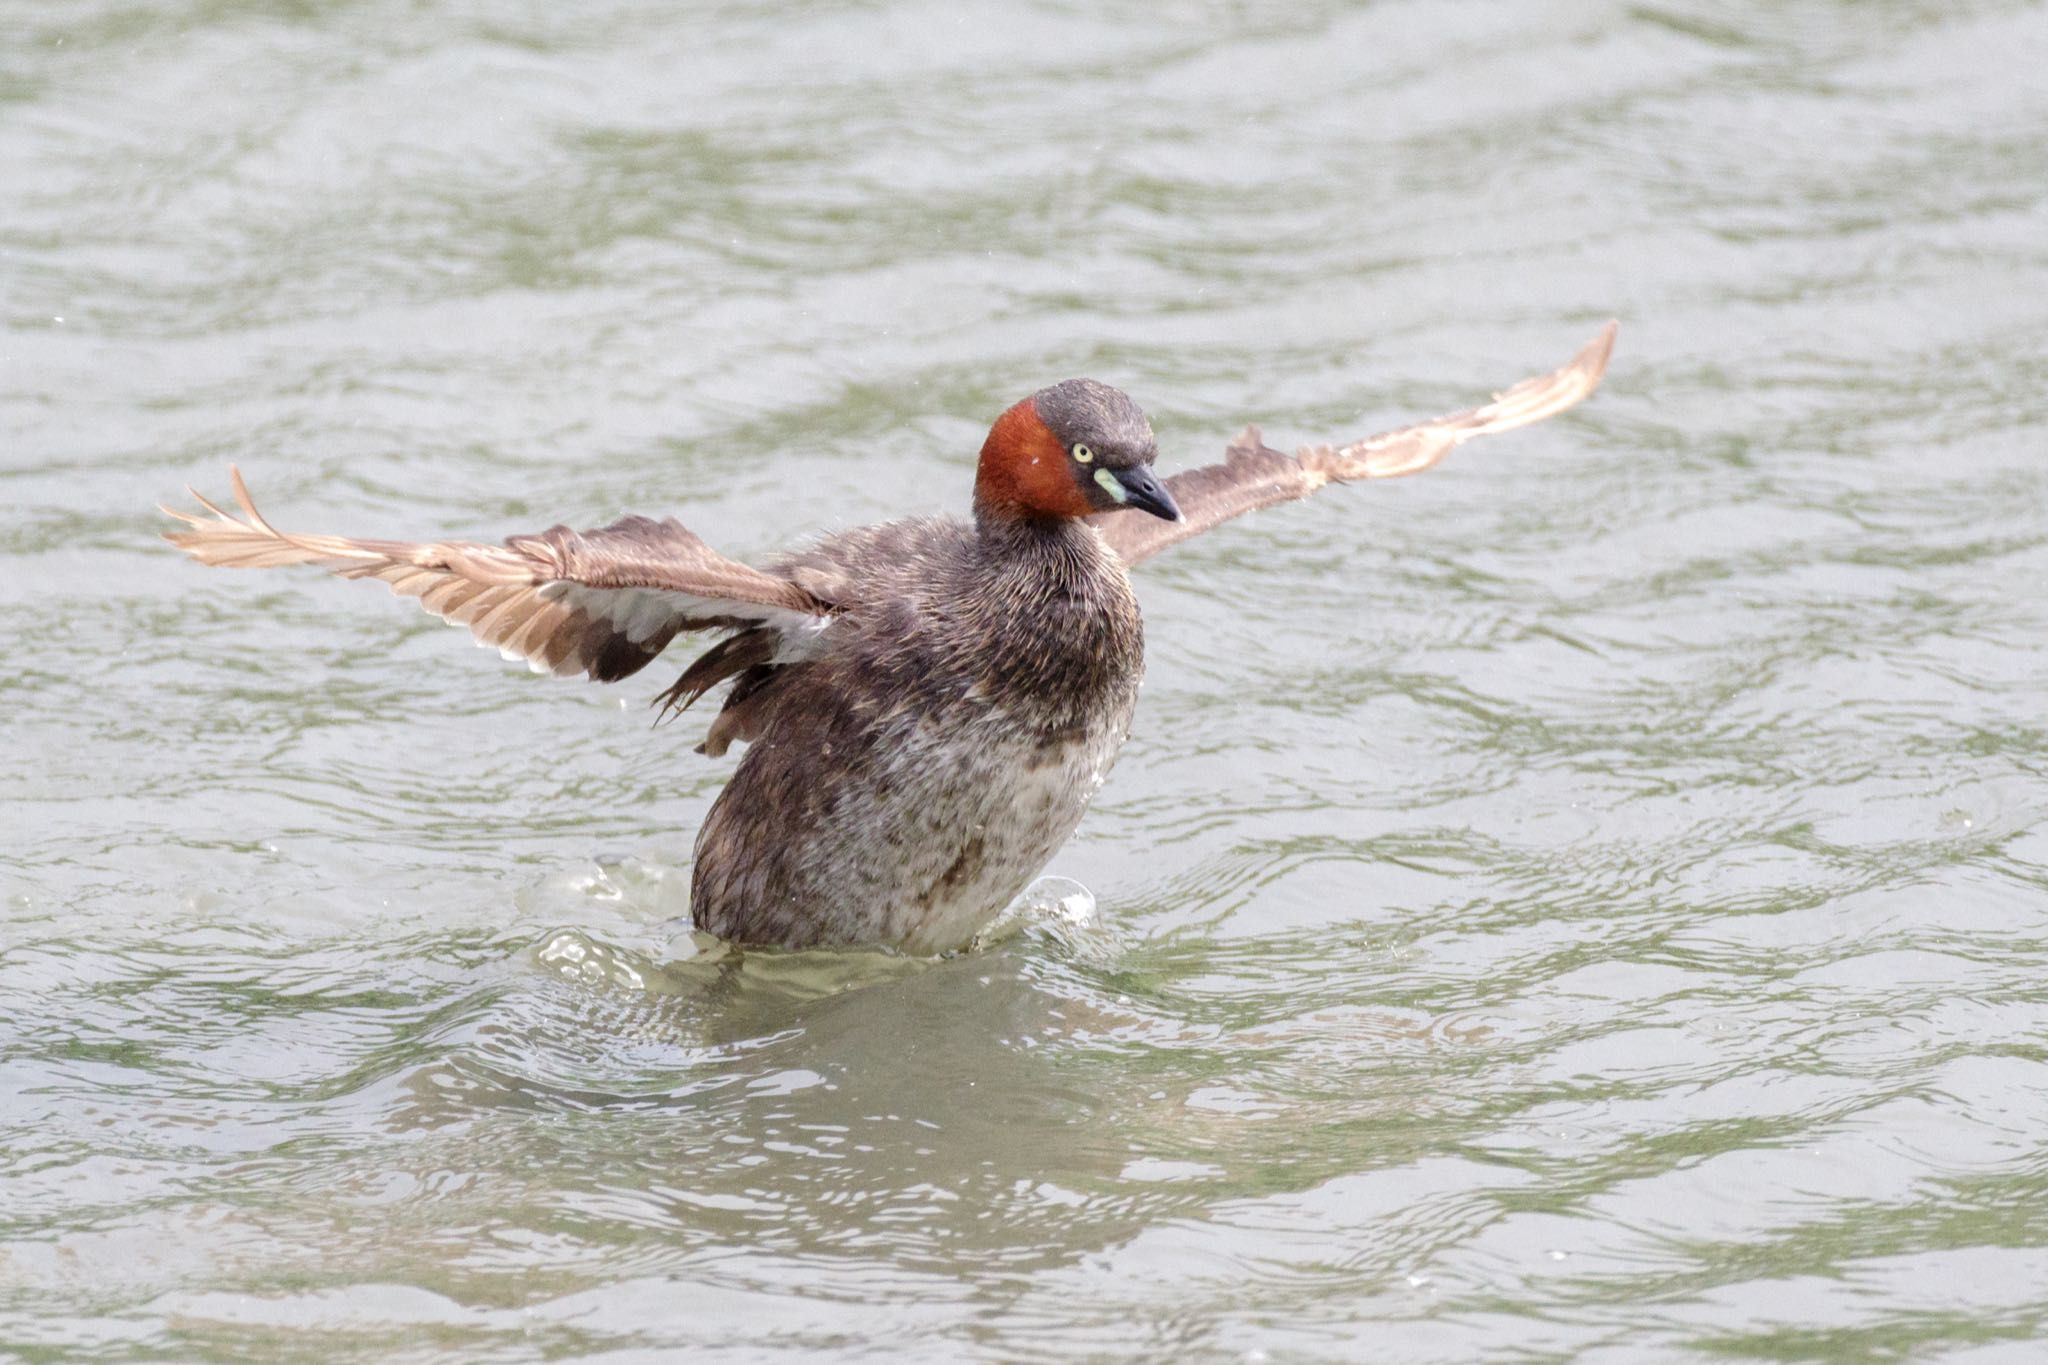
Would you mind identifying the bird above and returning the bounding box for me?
[164,322,1617,953]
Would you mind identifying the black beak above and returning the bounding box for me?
[1112,464,1182,522]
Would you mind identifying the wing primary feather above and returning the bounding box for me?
[1089,321,1617,566]
[162,469,835,698]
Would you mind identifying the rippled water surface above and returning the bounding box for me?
[6,1,2048,1359]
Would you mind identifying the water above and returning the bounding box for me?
[5,1,2048,1358]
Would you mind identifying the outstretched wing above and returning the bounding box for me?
[162,467,832,684]
[1091,321,1617,567]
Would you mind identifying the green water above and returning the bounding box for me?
[5,1,2048,1359]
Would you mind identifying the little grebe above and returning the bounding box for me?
[165,323,1616,952]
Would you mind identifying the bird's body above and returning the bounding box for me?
[694,514,1142,951]
[164,323,1616,954]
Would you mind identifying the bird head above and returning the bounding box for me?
[973,379,1181,525]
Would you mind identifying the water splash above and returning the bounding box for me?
[532,926,660,992]
[972,874,1117,960]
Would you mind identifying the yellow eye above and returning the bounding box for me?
[1072,444,1094,464]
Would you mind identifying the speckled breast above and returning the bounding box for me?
[874,686,1138,953]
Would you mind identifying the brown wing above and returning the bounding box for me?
[1092,321,1618,566]
[161,467,831,683]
